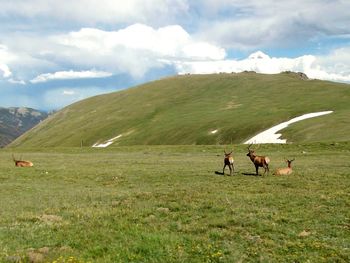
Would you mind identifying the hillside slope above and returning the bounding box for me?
[9,72,350,147]
[0,107,48,147]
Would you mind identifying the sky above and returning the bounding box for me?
[0,0,349,111]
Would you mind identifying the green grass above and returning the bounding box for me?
[1,143,349,262]
[9,72,350,147]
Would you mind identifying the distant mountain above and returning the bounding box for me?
[8,72,350,147]
[0,107,48,147]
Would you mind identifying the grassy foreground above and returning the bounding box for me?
[0,143,349,262]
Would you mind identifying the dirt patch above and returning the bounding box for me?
[298,230,312,237]
[27,251,44,263]
[38,214,63,224]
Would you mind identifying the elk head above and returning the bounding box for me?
[286,158,295,168]
[246,143,259,158]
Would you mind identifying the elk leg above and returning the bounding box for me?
[263,164,269,175]
[231,164,234,175]
[255,165,259,176]
[223,164,226,175]
[228,165,232,176]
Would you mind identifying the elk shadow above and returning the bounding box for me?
[215,171,239,176]
[241,172,260,176]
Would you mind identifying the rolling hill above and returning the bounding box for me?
[0,107,48,147]
[8,72,350,148]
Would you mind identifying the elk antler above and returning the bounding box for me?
[224,150,233,155]
[286,158,295,162]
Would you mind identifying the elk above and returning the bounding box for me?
[246,144,270,175]
[223,150,234,175]
[12,154,33,167]
[274,159,294,176]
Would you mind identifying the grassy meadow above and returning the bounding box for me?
[0,143,349,262]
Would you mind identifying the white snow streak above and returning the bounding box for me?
[244,111,333,144]
[92,134,122,148]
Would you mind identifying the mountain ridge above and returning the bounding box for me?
[0,107,48,147]
[8,72,350,147]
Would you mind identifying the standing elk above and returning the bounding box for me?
[12,154,33,167]
[246,144,270,175]
[274,159,294,176]
[223,150,234,175]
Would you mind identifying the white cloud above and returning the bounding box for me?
[174,50,350,82]
[30,70,113,83]
[4,23,350,85]
[51,24,225,77]
[0,43,34,83]
[0,0,189,25]
[1,1,350,52]
[2,22,350,86]
[63,90,75,95]
[1,21,349,87]
[8,78,26,85]
[0,44,14,78]
[0,44,16,61]
[313,47,350,81]
[194,0,350,49]
[56,24,226,60]
[0,63,12,78]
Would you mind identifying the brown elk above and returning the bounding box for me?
[274,159,294,176]
[12,154,33,167]
[246,144,270,175]
[223,150,234,175]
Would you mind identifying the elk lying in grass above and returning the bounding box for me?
[246,144,270,175]
[12,154,33,167]
[274,159,294,176]
[223,150,234,175]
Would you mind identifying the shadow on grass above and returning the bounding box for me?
[214,171,264,176]
[241,172,260,176]
[214,171,240,176]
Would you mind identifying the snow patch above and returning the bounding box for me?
[244,111,333,144]
[248,51,270,60]
[92,134,122,148]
